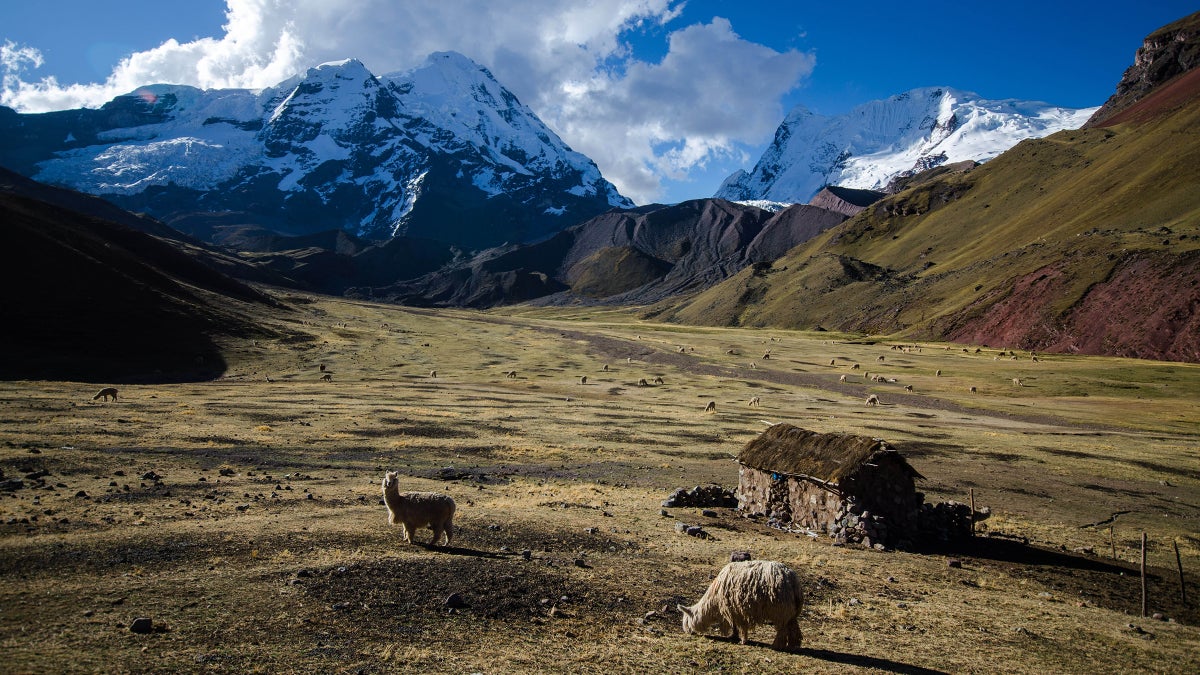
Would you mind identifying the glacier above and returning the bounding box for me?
[716,87,1098,204]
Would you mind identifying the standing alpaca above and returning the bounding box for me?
[679,560,803,650]
[381,471,456,546]
[92,387,118,402]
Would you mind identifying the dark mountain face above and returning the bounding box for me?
[0,176,279,382]
[367,198,847,308]
[0,54,631,250]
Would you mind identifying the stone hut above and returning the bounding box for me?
[736,424,926,549]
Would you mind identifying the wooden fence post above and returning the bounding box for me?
[1175,540,1187,606]
[1141,532,1148,618]
[969,488,976,536]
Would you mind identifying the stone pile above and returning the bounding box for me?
[661,485,737,508]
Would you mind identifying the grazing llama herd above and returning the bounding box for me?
[87,336,1036,654]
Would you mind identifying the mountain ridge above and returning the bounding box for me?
[0,52,631,250]
[654,40,1200,362]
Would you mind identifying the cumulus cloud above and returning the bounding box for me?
[0,1,813,203]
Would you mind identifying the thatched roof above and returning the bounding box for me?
[736,424,922,484]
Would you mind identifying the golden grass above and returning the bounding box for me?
[0,292,1197,673]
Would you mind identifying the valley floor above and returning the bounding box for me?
[1,293,1197,673]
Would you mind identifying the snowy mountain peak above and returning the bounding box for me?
[3,54,630,248]
[717,87,1098,203]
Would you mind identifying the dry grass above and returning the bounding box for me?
[1,293,1197,673]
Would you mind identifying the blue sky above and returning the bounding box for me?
[1,1,1195,204]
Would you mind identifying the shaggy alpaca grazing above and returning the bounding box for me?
[748,396,760,407]
[92,387,118,402]
[381,471,456,546]
[865,394,879,406]
[678,560,803,650]
[653,376,664,385]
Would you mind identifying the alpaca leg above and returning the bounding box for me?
[430,525,443,546]
[772,622,789,649]
[443,520,453,546]
[789,620,802,649]
[400,522,412,543]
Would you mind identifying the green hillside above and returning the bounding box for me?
[654,72,1200,361]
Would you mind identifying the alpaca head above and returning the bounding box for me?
[382,470,400,493]
[677,604,699,634]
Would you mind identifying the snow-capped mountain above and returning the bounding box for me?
[0,52,631,248]
[716,87,1097,203]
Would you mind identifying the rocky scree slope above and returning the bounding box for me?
[364,198,849,308]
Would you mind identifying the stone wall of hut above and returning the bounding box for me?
[738,456,939,549]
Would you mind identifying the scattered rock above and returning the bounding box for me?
[129,617,153,634]
[700,509,718,518]
[141,471,161,481]
[684,526,708,539]
[520,550,532,560]
[573,558,590,569]
[74,490,89,499]
[848,598,861,607]
[1152,613,1166,621]
[659,509,669,517]
[219,468,236,477]
[0,479,24,492]
[729,550,752,562]
[674,522,688,533]
[444,593,469,609]
[947,558,963,569]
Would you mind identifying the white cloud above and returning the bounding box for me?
[0,1,813,203]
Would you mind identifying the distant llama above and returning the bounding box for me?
[92,387,118,402]
[865,394,879,406]
[704,401,717,413]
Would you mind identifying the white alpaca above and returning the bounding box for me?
[653,376,664,385]
[1012,378,1023,386]
[678,560,803,650]
[381,471,456,546]
[838,374,847,382]
[865,394,879,406]
[748,396,760,407]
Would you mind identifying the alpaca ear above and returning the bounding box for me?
[676,604,689,615]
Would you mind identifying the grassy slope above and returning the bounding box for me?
[658,85,1200,352]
